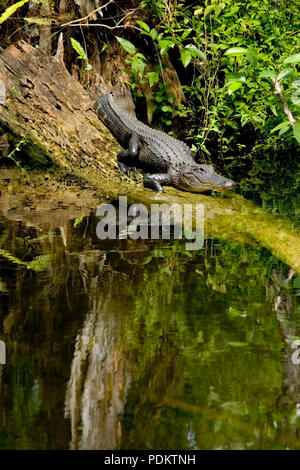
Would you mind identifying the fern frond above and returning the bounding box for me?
[27,254,55,272]
[70,37,87,62]
[31,0,52,4]
[0,0,29,25]
[0,248,27,267]
[24,16,52,25]
[70,37,92,71]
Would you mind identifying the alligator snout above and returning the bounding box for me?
[177,164,236,193]
[218,179,236,190]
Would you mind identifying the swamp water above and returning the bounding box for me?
[0,169,300,449]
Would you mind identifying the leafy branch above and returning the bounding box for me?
[70,38,92,71]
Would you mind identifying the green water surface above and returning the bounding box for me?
[0,177,300,450]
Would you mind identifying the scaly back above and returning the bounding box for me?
[95,93,195,166]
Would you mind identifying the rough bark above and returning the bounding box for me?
[271,77,296,128]
[0,40,119,181]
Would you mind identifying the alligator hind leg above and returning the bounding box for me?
[143,174,170,192]
[117,149,137,175]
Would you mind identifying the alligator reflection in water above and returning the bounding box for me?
[0,171,300,449]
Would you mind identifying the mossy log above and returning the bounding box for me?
[1,41,300,274]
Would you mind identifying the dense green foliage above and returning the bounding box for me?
[117,0,300,191]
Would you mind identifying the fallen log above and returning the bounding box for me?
[0,40,119,180]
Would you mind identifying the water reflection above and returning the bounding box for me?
[0,171,300,449]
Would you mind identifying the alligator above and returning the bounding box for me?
[94,92,236,193]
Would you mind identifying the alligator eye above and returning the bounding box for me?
[198,168,207,173]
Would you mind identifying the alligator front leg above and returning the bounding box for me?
[117,133,140,175]
[117,150,136,175]
[143,174,171,192]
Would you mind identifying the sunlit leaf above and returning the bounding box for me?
[270,120,291,134]
[224,47,247,56]
[181,49,192,67]
[284,53,300,64]
[136,20,150,32]
[116,36,136,55]
[258,70,276,79]
[0,0,28,25]
[226,72,246,83]
[185,44,205,60]
[293,121,300,145]
[227,82,243,95]
[277,68,294,81]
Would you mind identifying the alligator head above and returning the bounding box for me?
[176,164,236,193]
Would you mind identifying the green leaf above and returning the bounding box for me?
[150,28,158,41]
[116,36,136,55]
[146,71,159,88]
[293,276,300,289]
[27,254,55,272]
[24,17,52,25]
[204,4,215,17]
[0,0,28,25]
[185,44,205,60]
[227,82,243,95]
[194,8,203,16]
[270,106,278,116]
[181,28,192,39]
[258,70,276,79]
[161,105,173,113]
[136,20,150,32]
[279,125,290,136]
[70,38,87,61]
[226,72,246,83]
[228,306,245,317]
[73,216,84,228]
[293,121,300,145]
[277,68,294,81]
[284,53,300,64]
[158,39,175,55]
[181,49,192,68]
[246,47,258,67]
[292,89,300,105]
[100,43,107,54]
[270,120,291,134]
[224,47,247,56]
[241,114,250,126]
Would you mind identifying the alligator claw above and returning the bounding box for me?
[118,163,133,176]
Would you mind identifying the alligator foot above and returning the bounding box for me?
[118,162,136,176]
[117,148,138,174]
[143,174,169,192]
